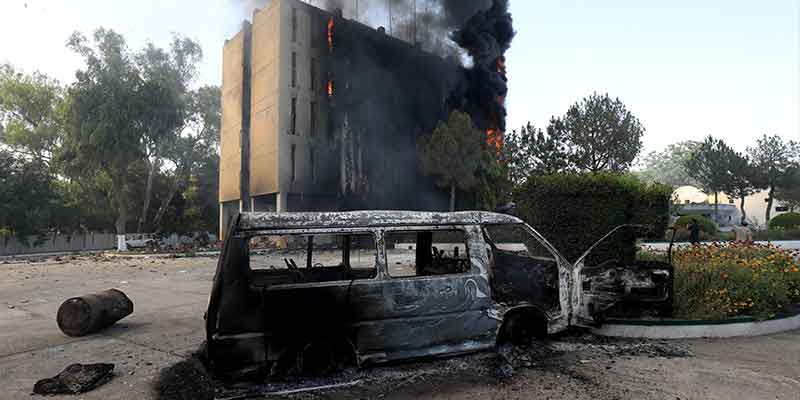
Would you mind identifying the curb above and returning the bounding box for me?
[591,312,800,339]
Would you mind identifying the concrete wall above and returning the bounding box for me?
[219,27,247,204]
[250,1,281,199]
[276,0,334,199]
[0,233,116,256]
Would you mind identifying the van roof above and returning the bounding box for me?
[237,211,524,231]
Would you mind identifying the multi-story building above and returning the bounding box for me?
[219,0,461,236]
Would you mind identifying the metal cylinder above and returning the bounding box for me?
[57,289,134,337]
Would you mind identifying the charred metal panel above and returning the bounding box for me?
[238,211,523,231]
[492,251,558,310]
[573,260,673,325]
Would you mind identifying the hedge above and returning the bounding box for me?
[515,173,671,265]
[769,212,800,230]
[675,214,718,235]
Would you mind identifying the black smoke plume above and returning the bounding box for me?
[450,0,514,132]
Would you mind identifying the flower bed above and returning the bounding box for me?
[666,243,800,320]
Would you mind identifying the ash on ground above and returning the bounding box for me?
[156,331,691,399]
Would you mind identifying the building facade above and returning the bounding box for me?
[220,0,459,237]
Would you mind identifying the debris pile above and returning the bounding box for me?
[550,333,694,358]
[33,363,115,395]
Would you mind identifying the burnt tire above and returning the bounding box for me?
[297,337,356,376]
[499,309,548,347]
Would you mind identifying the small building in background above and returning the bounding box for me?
[672,185,790,229]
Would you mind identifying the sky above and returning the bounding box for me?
[1,0,798,156]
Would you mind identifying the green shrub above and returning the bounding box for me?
[769,212,800,230]
[753,229,800,241]
[674,214,718,235]
[669,229,732,243]
[515,173,671,264]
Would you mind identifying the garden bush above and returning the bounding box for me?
[669,229,733,243]
[515,173,671,264]
[669,243,800,320]
[769,212,800,230]
[674,214,717,235]
[753,229,800,241]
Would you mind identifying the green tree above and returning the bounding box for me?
[60,29,146,242]
[775,167,800,212]
[722,151,759,225]
[419,111,487,212]
[637,141,701,187]
[556,92,645,172]
[747,134,800,223]
[0,64,66,167]
[134,37,203,233]
[0,64,116,235]
[503,120,570,186]
[0,150,57,241]
[150,86,220,232]
[684,135,734,220]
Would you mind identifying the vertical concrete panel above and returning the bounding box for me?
[220,30,246,204]
[250,1,282,198]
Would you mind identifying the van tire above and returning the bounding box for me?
[498,308,548,347]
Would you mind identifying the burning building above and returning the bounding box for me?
[219,0,514,236]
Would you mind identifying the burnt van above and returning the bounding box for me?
[206,211,672,375]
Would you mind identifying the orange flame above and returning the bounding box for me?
[328,17,334,49]
[487,128,504,155]
[327,80,333,96]
[495,56,506,74]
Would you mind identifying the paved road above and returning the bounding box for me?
[1,254,799,399]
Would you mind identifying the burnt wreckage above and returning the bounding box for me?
[206,211,673,376]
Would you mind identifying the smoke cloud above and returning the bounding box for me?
[230,0,503,59]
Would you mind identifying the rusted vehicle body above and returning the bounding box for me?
[206,211,672,376]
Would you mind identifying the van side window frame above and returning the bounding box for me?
[381,225,476,279]
[243,228,384,289]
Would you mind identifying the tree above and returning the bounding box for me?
[149,86,220,232]
[0,64,66,167]
[134,37,202,233]
[556,92,645,172]
[419,111,487,211]
[775,167,800,212]
[0,150,57,241]
[637,141,701,187]
[60,29,146,246]
[684,135,734,220]
[723,151,759,224]
[505,120,570,181]
[748,134,800,223]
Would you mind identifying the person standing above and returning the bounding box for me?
[734,222,753,244]
[688,219,701,245]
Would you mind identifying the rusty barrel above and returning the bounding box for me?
[57,289,134,337]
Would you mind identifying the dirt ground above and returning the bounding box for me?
[1,253,799,400]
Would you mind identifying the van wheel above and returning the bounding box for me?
[297,338,355,376]
[499,310,548,347]
[298,341,335,376]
